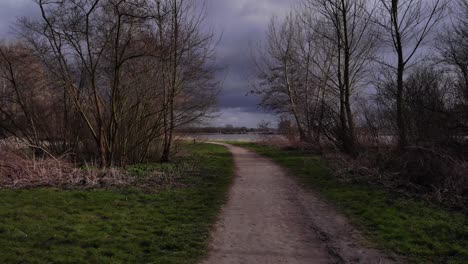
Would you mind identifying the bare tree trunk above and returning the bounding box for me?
[341,0,356,155]
[377,0,447,151]
[396,60,407,150]
[334,6,352,154]
[303,40,313,141]
[98,126,107,168]
[285,62,306,141]
[161,0,179,163]
[392,0,408,151]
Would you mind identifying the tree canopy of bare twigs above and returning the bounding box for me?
[375,0,448,150]
[252,0,468,198]
[254,0,378,155]
[0,0,219,166]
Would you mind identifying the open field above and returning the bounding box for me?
[231,142,468,264]
[0,143,234,264]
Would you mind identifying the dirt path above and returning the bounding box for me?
[202,144,397,264]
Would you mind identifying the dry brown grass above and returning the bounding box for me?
[0,147,132,189]
[258,135,325,153]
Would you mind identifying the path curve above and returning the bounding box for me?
[202,143,397,264]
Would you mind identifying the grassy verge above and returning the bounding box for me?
[231,142,468,264]
[0,143,233,264]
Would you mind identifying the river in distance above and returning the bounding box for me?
[185,133,278,142]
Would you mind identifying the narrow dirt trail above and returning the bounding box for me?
[202,144,397,264]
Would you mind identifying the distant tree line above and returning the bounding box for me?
[0,0,219,166]
[178,123,275,134]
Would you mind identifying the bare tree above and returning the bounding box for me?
[375,0,447,150]
[16,0,153,166]
[5,0,219,166]
[302,0,378,154]
[0,43,46,146]
[253,0,377,155]
[0,42,78,153]
[254,15,308,140]
[152,0,219,162]
[438,0,468,105]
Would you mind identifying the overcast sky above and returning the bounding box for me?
[206,0,295,128]
[0,0,296,128]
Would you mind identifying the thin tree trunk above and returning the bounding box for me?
[341,0,356,156]
[392,0,408,151]
[284,62,306,141]
[162,0,179,163]
[335,14,351,154]
[98,126,107,168]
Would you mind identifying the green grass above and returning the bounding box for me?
[0,143,234,264]
[231,142,468,264]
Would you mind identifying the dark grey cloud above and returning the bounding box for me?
[206,0,293,127]
[0,0,293,127]
[218,90,258,111]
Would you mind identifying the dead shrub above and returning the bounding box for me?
[396,147,468,198]
[259,135,325,154]
[325,145,468,210]
[326,148,395,184]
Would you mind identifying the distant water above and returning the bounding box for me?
[187,133,276,142]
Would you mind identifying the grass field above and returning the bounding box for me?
[0,143,234,264]
[232,142,468,264]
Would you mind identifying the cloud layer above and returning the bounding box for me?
[206,0,293,127]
